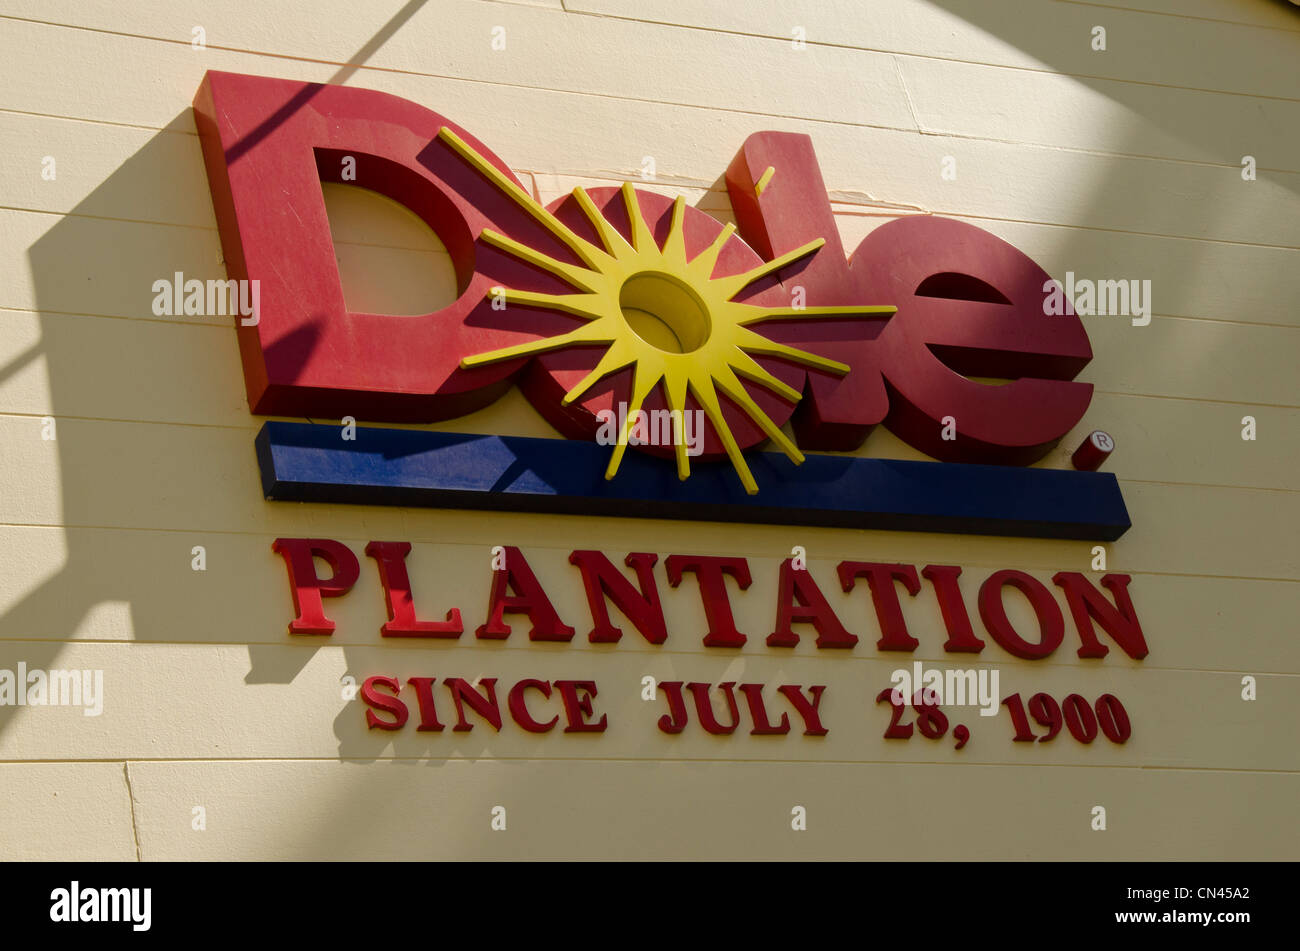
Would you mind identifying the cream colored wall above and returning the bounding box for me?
[0,0,1296,859]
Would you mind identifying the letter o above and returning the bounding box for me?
[978,569,1064,659]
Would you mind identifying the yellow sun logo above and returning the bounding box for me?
[439,127,895,494]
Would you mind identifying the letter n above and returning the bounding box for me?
[569,550,666,644]
[1052,572,1148,659]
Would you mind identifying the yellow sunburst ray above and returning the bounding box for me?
[685,222,737,281]
[460,320,613,368]
[479,229,606,294]
[620,182,658,254]
[662,370,692,481]
[711,364,805,465]
[725,348,804,404]
[689,375,759,494]
[438,127,608,272]
[735,326,851,375]
[562,337,638,405]
[740,304,898,326]
[604,364,662,480]
[709,238,826,301]
[571,186,632,258]
[483,288,613,323]
[659,196,689,270]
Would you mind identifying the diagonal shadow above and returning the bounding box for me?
[2,4,432,758]
[225,0,429,164]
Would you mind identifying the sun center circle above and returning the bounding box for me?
[618,271,712,354]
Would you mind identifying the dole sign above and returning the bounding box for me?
[193,71,1128,540]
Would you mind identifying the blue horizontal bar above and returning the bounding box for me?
[255,422,1130,541]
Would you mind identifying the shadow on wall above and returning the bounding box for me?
[2,0,439,677]
[924,0,1299,201]
[5,110,650,857]
[6,123,225,648]
[919,0,1299,205]
[917,0,1299,445]
[0,0,525,858]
